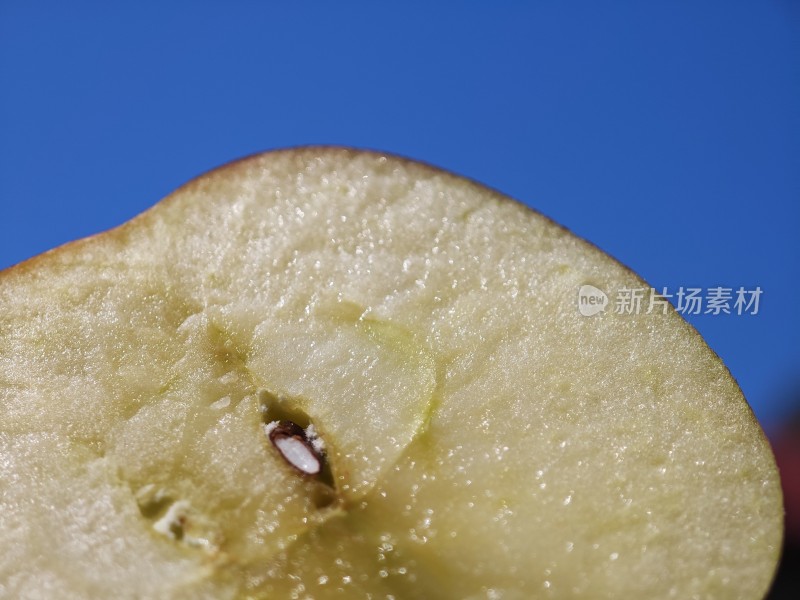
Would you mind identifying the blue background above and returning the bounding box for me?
[1,2,798,432]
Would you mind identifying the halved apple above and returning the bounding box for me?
[0,148,782,598]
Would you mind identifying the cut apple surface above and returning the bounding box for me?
[0,148,782,599]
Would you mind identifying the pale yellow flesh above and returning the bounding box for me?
[0,148,782,599]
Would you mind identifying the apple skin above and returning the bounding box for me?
[0,147,784,599]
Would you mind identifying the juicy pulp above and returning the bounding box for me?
[0,148,782,599]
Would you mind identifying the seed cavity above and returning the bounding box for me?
[153,500,191,540]
[136,486,220,553]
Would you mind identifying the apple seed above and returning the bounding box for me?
[266,420,325,476]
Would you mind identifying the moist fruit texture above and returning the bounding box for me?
[0,148,783,599]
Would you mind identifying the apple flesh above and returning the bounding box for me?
[0,148,782,598]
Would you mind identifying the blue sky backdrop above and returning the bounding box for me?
[1,2,798,431]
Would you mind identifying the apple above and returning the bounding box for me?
[0,148,782,598]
